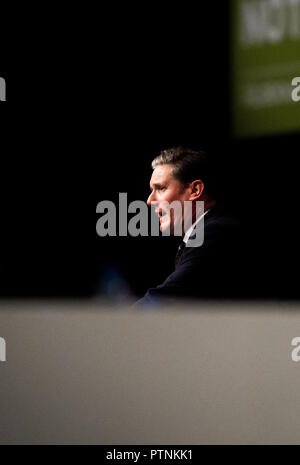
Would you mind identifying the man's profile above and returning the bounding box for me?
[135,146,242,305]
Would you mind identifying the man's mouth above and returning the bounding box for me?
[155,209,167,218]
[154,208,169,229]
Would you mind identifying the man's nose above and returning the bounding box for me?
[147,191,156,205]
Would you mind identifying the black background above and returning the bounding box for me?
[1,3,299,299]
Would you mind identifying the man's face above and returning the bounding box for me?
[147,164,191,234]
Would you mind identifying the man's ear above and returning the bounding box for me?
[189,180,204,200]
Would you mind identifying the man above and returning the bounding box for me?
[135,146,242,305]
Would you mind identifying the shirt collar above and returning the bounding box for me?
[183,209,210,244]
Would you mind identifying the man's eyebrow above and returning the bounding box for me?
[150,182,161,189]
[151,182,164,189]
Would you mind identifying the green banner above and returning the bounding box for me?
[232,0,300,137]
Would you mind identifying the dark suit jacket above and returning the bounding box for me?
[135,204,242,305]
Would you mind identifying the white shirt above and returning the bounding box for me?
[183,209,210,244]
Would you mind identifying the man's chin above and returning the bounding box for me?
[160,219,168,233]
[160,224,166,233]
[160,219,173,235]
[160,219,183,236]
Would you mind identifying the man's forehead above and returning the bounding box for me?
[150,164,173,184]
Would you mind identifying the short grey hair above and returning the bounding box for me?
[152,146,215,196]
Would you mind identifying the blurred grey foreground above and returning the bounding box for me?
[0,299,300,445]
